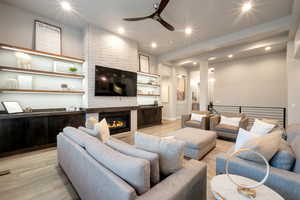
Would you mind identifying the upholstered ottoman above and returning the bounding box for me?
[167,127,217,160]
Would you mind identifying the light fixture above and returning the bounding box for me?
[61,1,72,11]
[228,54,234,58]
[209,68,215,72]
[118,27,125,34]
[193,62,197,65]
[265,46,272,51]
[185,27,192,35]
[151,42,157,48]
[242,1,252,12]
[208,57,216,61]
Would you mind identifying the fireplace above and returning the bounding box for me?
[99,111,131,135]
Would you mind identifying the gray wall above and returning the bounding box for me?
[212,51,287,107]
[0,2,83,58]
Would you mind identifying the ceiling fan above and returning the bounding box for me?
[123,0,175,31]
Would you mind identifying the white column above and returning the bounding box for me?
[169,66,177,120]
[199,61,209,111]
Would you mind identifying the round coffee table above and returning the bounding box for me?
[211,174,284,200]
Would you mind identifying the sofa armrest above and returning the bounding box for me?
[210,115,220,130]
[137,160,207,200]
[181,114,191,128]
[216,153,300,200]
[239,117,249,130]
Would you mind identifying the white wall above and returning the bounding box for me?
[212,52,287,107]
[0,3,83,58]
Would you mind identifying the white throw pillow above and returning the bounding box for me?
[94,118,110,142]
[190,113,206,122]
[134,132,185,176]
[235,128,260,151]
[220,115,241,127]
[250,119,276,135]
[85,117,98,129]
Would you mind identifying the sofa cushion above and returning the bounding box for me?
[270,139,296,171]
[216,124,239,134]
[220,115,241,127]
[291,135,300,173]
[237,129,282,163]
[94,118,110,142]
[134,132,185,176]
[185,120,202,129]
[106,138,160,186]
[78,126,100,139]
[250,119,276,135]
[63,127,95,147]
[190,113,205,122]
[85,138,150,195]
[287,124,300,145]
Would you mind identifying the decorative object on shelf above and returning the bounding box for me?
[139,54,150,73]
[1,101,23,114]
[61,83,69,91]
[5,78,18,89]
[69,66,78,73]
[177,75,186,101]
[15,52,32,69]
[17,75,33,89]
[225,148,270,199]
[53,61,76,73]
[154,100,158,106]
[24,107,33,113]
[35,20,62,55]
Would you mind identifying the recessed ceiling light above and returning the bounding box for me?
[61,1,72,11]
[185,27,192,35]
[242,1,252,12]
[265,46,272,51]
[118,27,125,34]
[208,57,216,61]
[228,54,234,58]
[151,42,157,48]
[193,62,197,65]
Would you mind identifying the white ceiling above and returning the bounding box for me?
[1,0,293,56]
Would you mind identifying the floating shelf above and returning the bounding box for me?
[0,66,85,79]
[0,88,85,95]
[137,71,160,78]
[137,94,160,97]
[137,83,160,87]
[0,43,85,63]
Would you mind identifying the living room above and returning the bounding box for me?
[0,0,300,200]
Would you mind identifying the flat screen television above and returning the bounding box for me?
[95,66,137,96]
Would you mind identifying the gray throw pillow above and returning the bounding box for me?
[86,138,151,195]
[270,139,296,171]
[291,135,300,173]
[106,138,160,186]
[237,129,282,163]
[134,132,185,176]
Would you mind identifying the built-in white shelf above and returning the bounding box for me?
[137,71,160,78]
[137,93,160,97]
[137,82,160,87]
[0,66,85,79]
[0,88,85,95]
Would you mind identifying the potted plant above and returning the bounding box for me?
[69,67,78,74]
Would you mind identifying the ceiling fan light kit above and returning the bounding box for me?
[123,0,175,31]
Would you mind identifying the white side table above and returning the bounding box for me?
[211,174,284,200]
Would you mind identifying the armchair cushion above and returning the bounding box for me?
[185,120,203,129]
[220,115,241,127]
[190,113,206,122]
[215,124,239,134]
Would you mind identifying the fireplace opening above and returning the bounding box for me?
[99,111,131,135]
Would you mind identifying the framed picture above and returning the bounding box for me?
[34,20,62,55]
[139,54,150,73]
[1,101,23,114]
[177,75,186,101]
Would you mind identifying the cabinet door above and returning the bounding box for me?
[24,117,48,148]
[48,114,85,144]
[0,118,26,153]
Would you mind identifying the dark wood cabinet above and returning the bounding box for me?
[138,106,162,129]
[0,112,85,157]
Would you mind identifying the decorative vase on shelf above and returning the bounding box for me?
[15,52,32,69]
[6,78,18,89]
[69,67,78,74]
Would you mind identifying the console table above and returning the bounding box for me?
[0,110,85,157]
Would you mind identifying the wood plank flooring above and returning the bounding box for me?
[0,120,233,200]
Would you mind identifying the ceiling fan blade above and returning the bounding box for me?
[157,0,170,15]
[123,16,151,21]
[157,17,175,31]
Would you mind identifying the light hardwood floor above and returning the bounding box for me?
[0,120,233,200]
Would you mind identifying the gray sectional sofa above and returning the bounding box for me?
[216,125,300,200]
[57,128,207,200]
